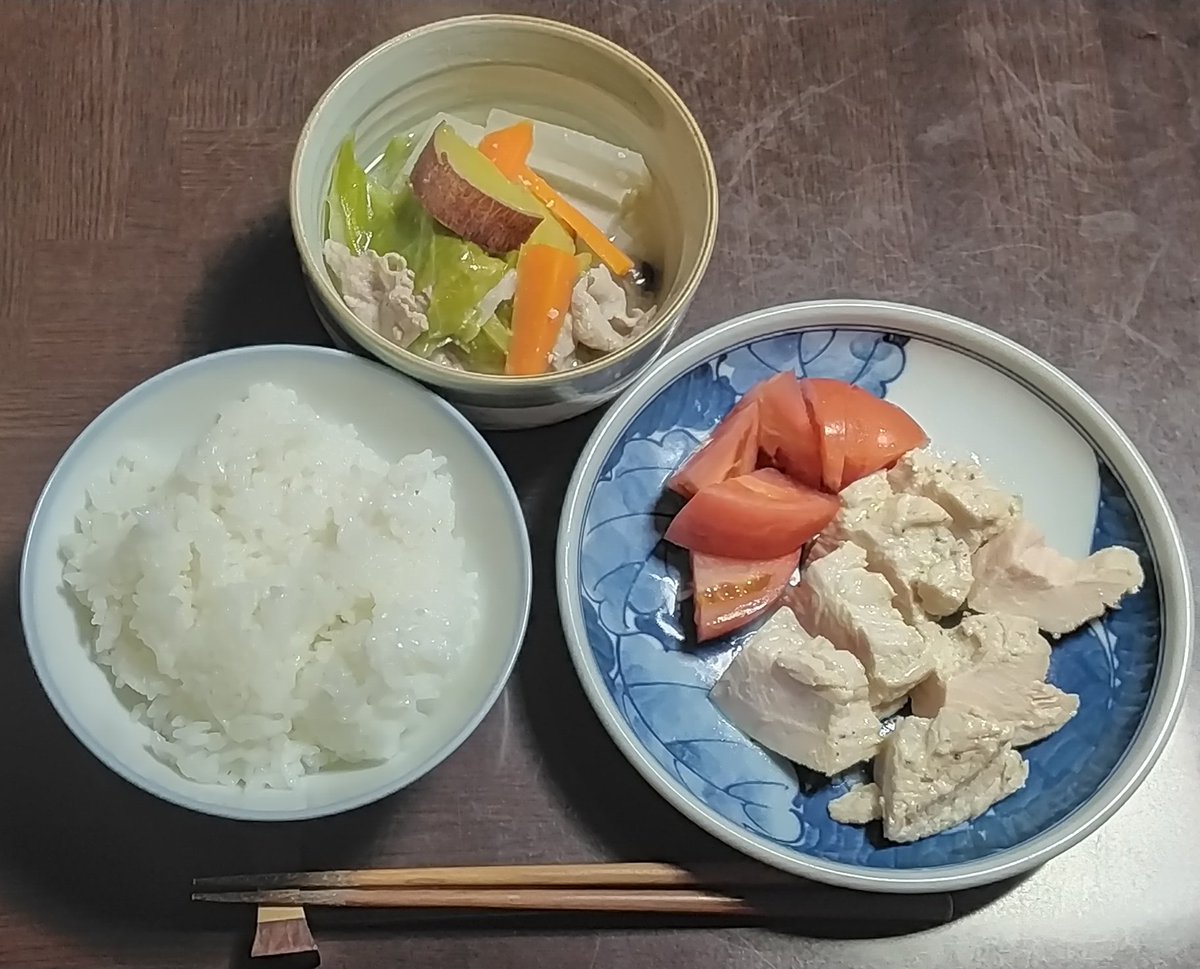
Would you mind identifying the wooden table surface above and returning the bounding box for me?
[2,2,1197,966]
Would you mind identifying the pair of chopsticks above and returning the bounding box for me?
[197,861,793,913]
[195,861,955,957]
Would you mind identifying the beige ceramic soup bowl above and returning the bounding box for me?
[290,15,718,429]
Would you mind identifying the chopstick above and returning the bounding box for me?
[202,887,757,914]
[193,862,955,922]
[195,861,778,892]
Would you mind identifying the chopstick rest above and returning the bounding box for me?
[250,905,319,965]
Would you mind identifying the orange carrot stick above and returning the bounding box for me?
[481,121,634,278]
[478,122,534,179]
[513,166,635,279]
[505,244,578,376]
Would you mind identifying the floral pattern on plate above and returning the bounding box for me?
[577,329,1160,868]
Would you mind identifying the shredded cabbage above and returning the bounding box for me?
[325,137,511,356]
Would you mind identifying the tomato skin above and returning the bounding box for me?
[799,378,927,489]
[667,400,761,500]
[839,397,927,487]
[664,468,840,559]
[670,373,928,644]
[755,374,823,489]
[724,371,782,420]
[800,380,847,492]
[691,549,800,641]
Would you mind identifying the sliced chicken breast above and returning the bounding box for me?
[709,608,883,776]
[968,521,1144,636]
[790,542,933,711]
[828,472,973,620]
[888,447,1021,551]
[828,782,883,824]
[877,712,1028,843]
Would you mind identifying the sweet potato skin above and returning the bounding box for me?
[410,140,540,255]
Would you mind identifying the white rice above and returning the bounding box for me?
[61,383,478,789]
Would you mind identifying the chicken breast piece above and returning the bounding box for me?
[968,520,1145,636]
[877,712,1028,843]
[871,695,909,720]
[839,472,894,521]
[827,473,973,620]
[910,613,1078,746]
[323,240,429,348]
[920,612,1051,685]
[710,608,883,776]
[791,543,933,711]
[888,448,1021,551]
[828,782,883,824]
[808,473,892,562]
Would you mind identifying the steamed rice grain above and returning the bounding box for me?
[61,383,478,789]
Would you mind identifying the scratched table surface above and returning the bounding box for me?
[1,1,1197,966]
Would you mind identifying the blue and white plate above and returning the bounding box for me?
[557,300,1192,892]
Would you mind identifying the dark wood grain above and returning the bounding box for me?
[1,2,1197,967]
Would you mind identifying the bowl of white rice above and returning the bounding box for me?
[20,345,531,820]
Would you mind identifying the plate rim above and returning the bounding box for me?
[557,298,1193,892]
[20,343,533,822]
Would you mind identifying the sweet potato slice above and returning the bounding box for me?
[409,124,543,254]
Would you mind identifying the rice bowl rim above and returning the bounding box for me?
[20,344,532,821]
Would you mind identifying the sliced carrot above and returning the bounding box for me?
[513,165,635,279]
[505,244,578,376]
[478,122,534,179]
[481,122,634,279]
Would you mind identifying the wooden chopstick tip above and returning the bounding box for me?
[250,905,319,965]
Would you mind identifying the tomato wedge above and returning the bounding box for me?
[667,400,761,500]
[691,549,800,641]
[800,378,927,490]
[754,374,823,489]
[839,391,927,486]
[664,468,840,559]
[798,379,847,492]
